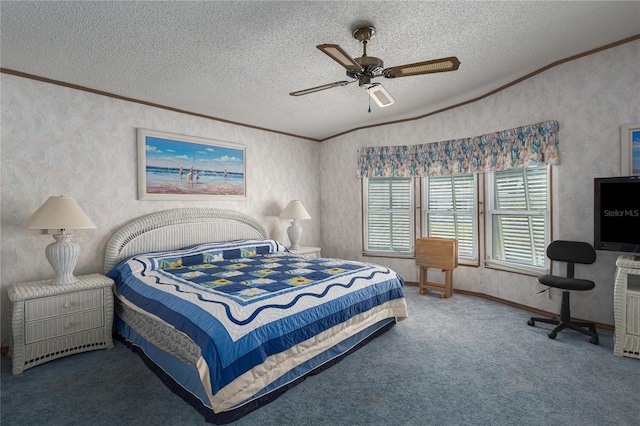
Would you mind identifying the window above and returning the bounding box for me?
[486,166,550,273]
[361,166,550,275]
[422,174,478,262]
[363,178,414,256]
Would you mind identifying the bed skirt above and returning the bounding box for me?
[115,313,397,424]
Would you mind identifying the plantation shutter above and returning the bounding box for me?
[490,167,548,268]
[424,174,477,260]
[364,178,413,254]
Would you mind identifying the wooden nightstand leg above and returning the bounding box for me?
[419,266,427,294]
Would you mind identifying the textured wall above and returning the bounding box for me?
[0,75,321,341]
[320,40,640,326]
[1,40,637,344]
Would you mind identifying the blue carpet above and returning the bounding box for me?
[2,286,639,425]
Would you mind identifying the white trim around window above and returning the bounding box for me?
[421,173,479,264]
[485,165,551,275]
[362,177,415,257]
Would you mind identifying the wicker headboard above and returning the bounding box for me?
[104,208,269,273]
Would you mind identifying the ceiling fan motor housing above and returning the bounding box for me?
[349,56,384,85]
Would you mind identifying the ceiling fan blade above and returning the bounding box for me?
[317,44,364,73]
[289,81,352,96]
[383,56,460,78]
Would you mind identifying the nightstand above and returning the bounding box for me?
[288,246,321,258]
[7,273,114,374]
[614,255,640,359]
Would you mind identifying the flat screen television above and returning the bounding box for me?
[594,176,640,253]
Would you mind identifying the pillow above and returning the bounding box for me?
[151,239,286,270]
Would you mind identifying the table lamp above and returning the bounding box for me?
[279,200,311,250]
[23,196,96,284]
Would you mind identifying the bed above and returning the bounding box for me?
[104,208,408,424]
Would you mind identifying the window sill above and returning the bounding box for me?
[483,259,548,277]
[362,251,415,260]
[362,252,481,266]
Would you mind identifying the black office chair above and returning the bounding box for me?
[528,240,599,345]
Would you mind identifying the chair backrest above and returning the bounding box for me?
[546,240,596,265]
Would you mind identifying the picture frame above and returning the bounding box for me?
[137,128,246,200]
[621,123,640,176]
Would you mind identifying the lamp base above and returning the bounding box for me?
[287,220,303,250]
[46,233,79,285]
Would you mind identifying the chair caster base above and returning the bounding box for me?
[528,316,598,345]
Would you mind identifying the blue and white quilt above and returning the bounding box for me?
[108,239,408,412]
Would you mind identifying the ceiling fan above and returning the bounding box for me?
[290,26,460,109]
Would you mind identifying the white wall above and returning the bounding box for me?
[320,40,640,326]
[0,74,321,341]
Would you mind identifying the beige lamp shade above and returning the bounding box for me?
[23,196,96,231]
[279,200,311,220]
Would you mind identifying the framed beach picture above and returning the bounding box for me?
[137,128,246,200]
[621,123,640,176]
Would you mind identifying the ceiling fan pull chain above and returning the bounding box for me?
[367,88,372,113]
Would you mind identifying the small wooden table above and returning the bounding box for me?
[416,237,458,298]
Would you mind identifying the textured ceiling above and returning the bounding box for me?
[1,1,639,141]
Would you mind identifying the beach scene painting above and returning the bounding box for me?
[621,123,640,176]
[631,128,640,175]
[137,128,246,200]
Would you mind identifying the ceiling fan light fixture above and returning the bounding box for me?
[368,83,395,108]
[317,44,363,72]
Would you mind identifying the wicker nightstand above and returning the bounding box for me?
[7,273,114,374]
[614,255,640,359]
[288,246,321,258]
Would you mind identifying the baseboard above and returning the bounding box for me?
[404,281,614,331]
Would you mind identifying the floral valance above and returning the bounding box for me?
[356,120,559,178]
